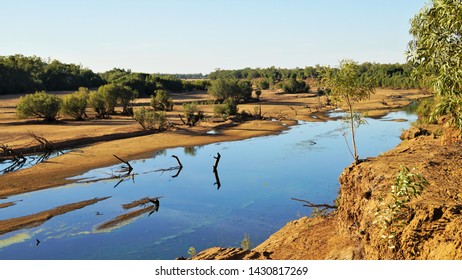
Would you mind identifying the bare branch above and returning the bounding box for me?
[113,154,133,174]
[291,197,337,210]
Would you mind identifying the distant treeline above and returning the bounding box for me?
[1,54,424,96]
[208,63,424,90]
[0,55,104,95]
[0,55,208,96]
[100,68,209,97]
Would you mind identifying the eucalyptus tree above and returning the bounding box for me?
[322,60,374,164]
[407,0,462,128]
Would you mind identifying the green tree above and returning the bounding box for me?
[61,87,90,120]
[322,60,374,164]
[96,84,119,114]
[208,78,252,102]
[281,78,309,93]
[133,106,167,130]
[237,79,252,101]
[117,86,138,115]
[151,89,173,111]
[407,0,462,127]
[16,91,61,121]
[182,102,204,126]
[88,90,108,118]
[214,97,238,119]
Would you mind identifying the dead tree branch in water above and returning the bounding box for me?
[213,169,221,190]
[153,155,183,178]
[212,152,222,189]
[171,155,183,178]
[1,144,26,173]
[171,155,183,168]
[28,131,55,152]
[291,197,337,211]
[213,152,221,172]
[113,154,133,174]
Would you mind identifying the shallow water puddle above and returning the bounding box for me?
[0,110,417,259]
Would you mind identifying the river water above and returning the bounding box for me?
[0,110,416,259]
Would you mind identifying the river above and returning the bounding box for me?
[0,110,417,259]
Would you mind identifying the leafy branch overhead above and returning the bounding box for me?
[407,0,462,128]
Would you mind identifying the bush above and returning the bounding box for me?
[254,88,262,100]
[97,84,119,114]
[373,165,428,250]
[88,90,108,118]
[91,84,138,116]
[214,97,238,119]
[208,78,252,102]
[16,91,61,121]
[281,78,309,93]
[151,89,173,111]
[133,106,167,130]
[182,102,204,126]
[117,86,138,115]
[61,87,89,120]
[258,79,270,90]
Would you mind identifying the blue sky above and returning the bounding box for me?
[0,0,427,74]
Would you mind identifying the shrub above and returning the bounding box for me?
[254,88,262,100]
[214,97,238,119]
[182,102,204,126]
[208,78,252,102]
[88,90,108,118]
[96,84,119,114]
[373,165,428,249]
[133,106,167,130]
[281,78,309,93]
[117,86,138,115]
[240,234,252,251]
[258,79,270,90]
[16,91,61,121]
[61,87,89,120]
[409,96,436,124]
[187,247,197,258]
[430,96,462,129]
[151,89,173,111]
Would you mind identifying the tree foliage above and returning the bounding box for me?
[0,55,103,95]
[61,87,90,120]
[182,102,204,126]
[281,78,309,93]
[208,63,422,90]
[88,90,108,118]
[322,60,375,163]
[408,0,462,96]
[117,86,138,115]
[96,84,119,114]
[94,84,138,115]
[208,78,252,102]
[408,0,462,127]
[151,89,173,111]
[100,69,207,96]
[133,106,167,130]
[16,91,61,121]
[214,97,238,119]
